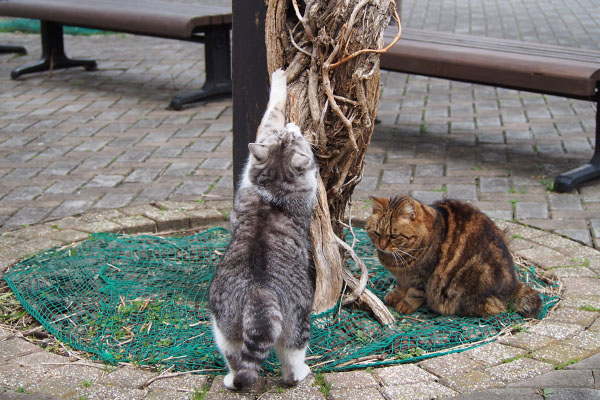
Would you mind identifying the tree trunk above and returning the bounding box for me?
[265,0,399,324]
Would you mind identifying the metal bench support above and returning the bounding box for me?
[169,26,232,110]
[10,21,97,79]
[0,44,26,55]
[554,99,600,192]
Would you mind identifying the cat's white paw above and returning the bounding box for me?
[223,373,237,390]
[270,69,287,105]
[293,363,311,382]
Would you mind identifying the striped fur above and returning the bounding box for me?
[366,196,541,318]
[209,69,316,390]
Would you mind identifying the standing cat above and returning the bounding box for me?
[366,196,541,318]
[209,69,317,390]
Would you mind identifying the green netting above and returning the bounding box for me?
[3,228,559,373]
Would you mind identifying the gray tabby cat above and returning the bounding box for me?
[208,69,318,390]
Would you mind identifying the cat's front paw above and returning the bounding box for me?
[384,288,405,306]
[270,69,287,104]
[394,300,418,314]
[283,363,311,386]
[223,373,238,390]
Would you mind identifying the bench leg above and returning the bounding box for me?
[169,26,232,110]
[554,102,600,192]
[0,45,26,55]
[10,21,97,80]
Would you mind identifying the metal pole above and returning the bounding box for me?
[231,0,269,191]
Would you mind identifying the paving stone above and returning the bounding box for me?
[86,175,124,188]
[419,352,483,377]
[510,369,595,389]
[441,370,505,393]
[544,388,600,400]
[545,307,599,326]
[381,381,458,400]
[3,208,52,228]
[4,187,43,201]
[498,332,558,351]
[50,199,95,218]
[148,373,208,391]
[94,193,135,209]
[457,387,543,399]
[329,387,385,400]
[485,357,554,382]
[446,183,478,201]
[324,370,379,391]
[45,179,87,194]
[532,343,594,365]
[463,342,528,366]
[516,202,549,219]
[480,177,510,193]
[528,321,584,340]
[97,366,155,389]
[174,181,214,196]
[373,364,437,386]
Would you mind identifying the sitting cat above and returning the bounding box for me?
[366,196,541,318]
[209,69,317,390]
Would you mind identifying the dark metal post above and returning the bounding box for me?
[232,0,269,191]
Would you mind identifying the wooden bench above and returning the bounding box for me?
[381,28,600,193]
[0,0,232,110]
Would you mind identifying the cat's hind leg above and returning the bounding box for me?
[275,343,311,386]
[212,320,243,390]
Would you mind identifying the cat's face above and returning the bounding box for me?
[365,196,432,257]
[246,123,317,199]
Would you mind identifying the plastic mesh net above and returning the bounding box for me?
[4,228,559,373]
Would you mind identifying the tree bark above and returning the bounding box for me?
[265,0,399,325]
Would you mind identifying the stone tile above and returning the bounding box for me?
[94,193,135,209]
[324,370,379,391]
[563,331,600,352]
[485,357,554,382]
[441,370,504,393]
[329,387,385,400]
[86,175,124,188]
[545,307,599,327]
[410,190,444,204]
[527,321,584,340]
[549,193,583,211]
[50,199,95,218]
[463,342,528,366]
[381,381,458,399]
[124,167,162,183]
[97,366,155,389]
[148,373,208,391]
[373,364,438,386]
[446,184,478,201]
[498,332,558,351]
[532,343,594,365]
[508,369,595,388]
[515,202,549,219]
[419,352,483,377]
[3,208,52,228]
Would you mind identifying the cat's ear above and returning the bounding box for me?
[291,153,311,173]
[369,197,388,213]
[248,143,269,163]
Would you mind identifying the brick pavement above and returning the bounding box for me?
[0,205,598,399]
[0,0,599,398]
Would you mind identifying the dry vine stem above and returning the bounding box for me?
[265,0,398,325]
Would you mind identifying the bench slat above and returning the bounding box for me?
[382,28,600,99]
[0,0,232,39]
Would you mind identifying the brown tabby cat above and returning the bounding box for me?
[366,196,541,318]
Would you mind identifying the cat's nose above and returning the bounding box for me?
[378,238,389,249]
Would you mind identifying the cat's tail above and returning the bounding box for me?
[511,282,542,319]
[235,287,282,389]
